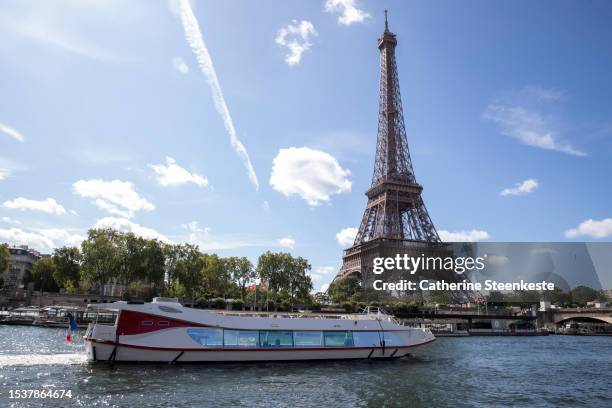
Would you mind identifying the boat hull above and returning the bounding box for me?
[86,339,434,363]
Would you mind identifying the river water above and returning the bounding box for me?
[0,326,610,407]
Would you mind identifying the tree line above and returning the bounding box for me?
[328,275,608,308]
[22,228,313,310]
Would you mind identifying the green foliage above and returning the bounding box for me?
[256,252,313,307]
[426,290,458,306]
[487,291,506,304]
[0,243,9,273]
[226,256,255,303]
[51,246,81,291]
[210,298,226,309]
[31,257,59,292]
[0,243,9,288]
[23,227,318,307]
[165,243,205,301]
[549,288,572,306]
[570,285,600,306]
[327,275,361,303]
[201,254,230,299]
[81,229,124,295]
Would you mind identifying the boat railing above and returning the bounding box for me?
[215,308,401,323]
[348,306,400,324]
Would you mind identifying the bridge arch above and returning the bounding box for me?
[555,315,612,325]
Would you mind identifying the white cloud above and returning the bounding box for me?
[565,218,612,239]
[324,0,370,26]
[500,178,539,196]
[181,221,209,234]
[73,179,154,218]
[275,20,317,66]
[278,237,296,249]
[181,220,210,242]
[172,56,189,74]
[1,217,21,225]
[336,227,358,247]
[0,227,85,252]
[3,197,66,215]
[521,86,565,102]
[149,157,208,187]
[0,122,25,142]
[483,105,586,156]
[93,199,130,218]
[178,0,259,190]
[438,229,490,242]
[262,200,270,213]
[270,147,352,206]
[0,168,11,181]
[94,217,169,242]
[319,283,330,293]
[0,13,115,61]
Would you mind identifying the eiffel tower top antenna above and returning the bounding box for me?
[384,9,389,32]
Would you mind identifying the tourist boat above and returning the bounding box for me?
[84,298,435,363]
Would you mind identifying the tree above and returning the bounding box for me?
[549,288,572,306]
[570,286,599,306]
[328,275,361,303]
[0,243,9,288]
[257,252,312,309]
[32,257,59,292]
[427,290,457,306]
[51,246,81,292]
[165,244,204,303]
[257,252,291,292]
[226,256,255,305]
[487,291,506,305]
[121,233,165,297]
[200,254,230,299]
[287,256,312,307]
[81,229,124,297]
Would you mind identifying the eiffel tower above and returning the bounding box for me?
[338,12,443,288]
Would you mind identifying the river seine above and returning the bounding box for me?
[1,326,610,407]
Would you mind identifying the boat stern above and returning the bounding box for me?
[84,323,117,362]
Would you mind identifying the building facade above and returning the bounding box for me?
[1,245,46,296]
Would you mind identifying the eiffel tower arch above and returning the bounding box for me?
[337,12,450,294]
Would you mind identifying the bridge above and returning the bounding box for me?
[547,308,612,325]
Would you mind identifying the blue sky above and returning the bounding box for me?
[1,0,612,291]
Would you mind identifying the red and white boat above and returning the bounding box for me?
[84,298,435,363]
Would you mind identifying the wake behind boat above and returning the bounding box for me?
[84,298,435,363]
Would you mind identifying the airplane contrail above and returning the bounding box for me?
[178,0,259,191]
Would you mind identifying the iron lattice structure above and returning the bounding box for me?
[337,12,442,284]
[354,14,439,246]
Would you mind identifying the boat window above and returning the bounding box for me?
[383,331,405,346]
[223,330,239,346]
[158,321,170,326]
[141,320,153,326]
[323,331,354,347]
[187,328,223,347]
[260,331,293,347]
[237,331,259,347]
[353,331,381,347]
[294,331,323,347]
[223,330,259,347]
